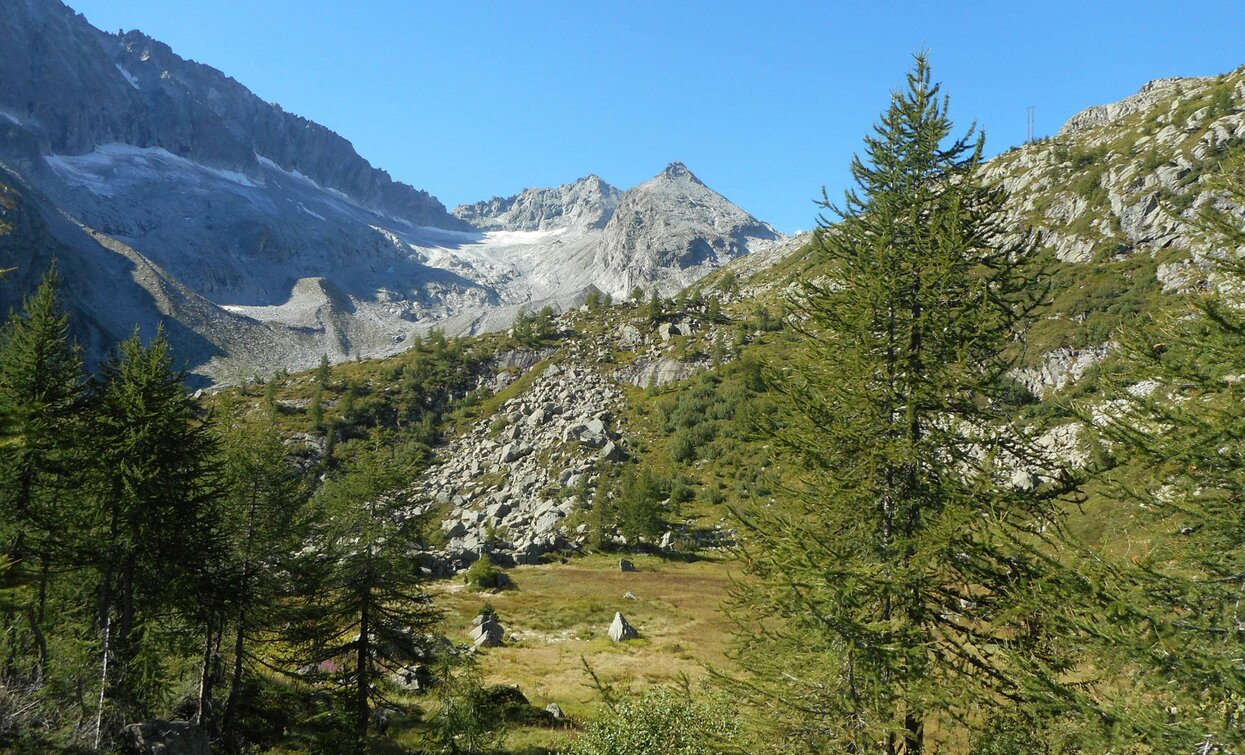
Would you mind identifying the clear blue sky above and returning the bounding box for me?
[68,0,1244,233]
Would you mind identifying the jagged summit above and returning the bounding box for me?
[0,0,785,384]
[659,161,703,184]
[453,174,622,232]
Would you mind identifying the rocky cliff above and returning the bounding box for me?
[0,0,785,384]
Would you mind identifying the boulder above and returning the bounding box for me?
[499,443,532,464]
[619,558,637,572]
[600,441,627,462]
[470,615,505,648]
[607,612,639,642]
[546,702,566,721]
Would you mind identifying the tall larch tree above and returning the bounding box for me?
[283,433,440,751]
[727,57,1087,753]
[1084,146,1245,750]
[0,264,87,679]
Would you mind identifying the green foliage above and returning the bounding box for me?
[425,651,507,754]
[728,57,1085,752]
[563,687,736,755]
[585,288,604,310]
[512,307,559,348]
[464,554,502,592]
[316,353,331,388]
[647,291,663,324]
[0,264,87,681]
[91,327,222,724]
[614,467,670,543]
[284,433,442,745]
[1079,155,1245,749]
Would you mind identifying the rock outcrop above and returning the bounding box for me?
[453,175,621,232]
[608,612,639,642]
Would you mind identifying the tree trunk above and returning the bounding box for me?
[356,594,370,745]
[904,712,923,754]
[221,611,246,750]
[196,617,215,727]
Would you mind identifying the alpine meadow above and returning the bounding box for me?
[2,1,1245,753]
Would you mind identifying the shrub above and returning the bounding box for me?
[564,688,736,755]
[464,554,501,591]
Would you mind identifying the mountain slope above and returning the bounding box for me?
[0,0,788,384]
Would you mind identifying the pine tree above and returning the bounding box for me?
[284,434,440,749]
[89,327,221,727]
[726,57,1082,752]
[648,291,663,324]
[0,264,87,677]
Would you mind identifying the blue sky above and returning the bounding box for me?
[68,0,1244,233]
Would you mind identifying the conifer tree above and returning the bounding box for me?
[727,57,1082,752]
[648,291,663,324]
[0,265,87,677]
[284,434,440,749]
[1083,152,1245,748]
[89,327,221,726]
[215,405,308,745]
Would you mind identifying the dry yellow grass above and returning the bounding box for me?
[431,552,740,721]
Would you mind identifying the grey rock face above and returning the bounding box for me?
[454,174,621,231]
[607,612,639,642]
[1059,77,1212,135]
[593,162,783,296]
[470,615,505,648]
[0,0,464,229]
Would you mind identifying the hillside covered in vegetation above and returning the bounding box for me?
[2,60,1245,754]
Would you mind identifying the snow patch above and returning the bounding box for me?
[481,228,567,246]
[297,203,326,221]
[115,65,140,90]
[46,144,257,196]
[256,156,352,201]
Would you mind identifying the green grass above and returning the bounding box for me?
[425,553,742,750]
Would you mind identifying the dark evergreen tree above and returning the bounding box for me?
[214,405,308,746]
[727,57,1084,752]
[284,434,440,749]
[316,353,331,389]
[0,265,87,678]
[89,327,221,728]
[647,291,663,324]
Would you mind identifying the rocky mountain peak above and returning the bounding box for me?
[452,174,622,232]
[659,161,701,184]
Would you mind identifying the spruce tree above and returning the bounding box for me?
[727,57,1081,752]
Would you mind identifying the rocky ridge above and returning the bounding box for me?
[0,0,785,385]
[404,298,735,573]
[452,175,621,232]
